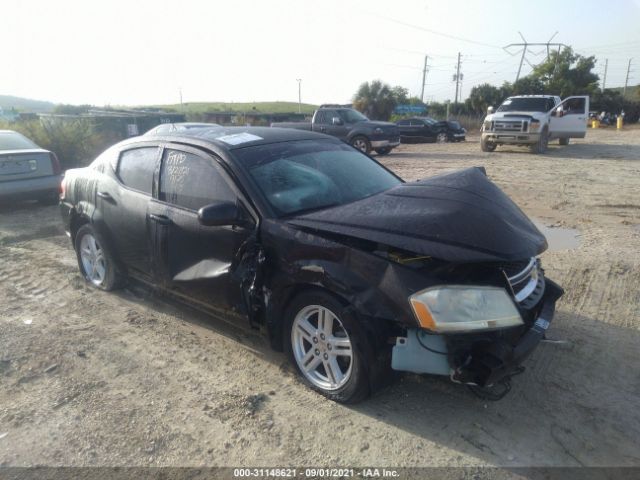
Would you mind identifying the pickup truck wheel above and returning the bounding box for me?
[351,136,371,154]
[559,138,570,146]
[530,128,549,154]
[480,137,497,152]
[436,132,448,143]
[285,291,371,403]
[74,224,122,291]
[374,147,392,155]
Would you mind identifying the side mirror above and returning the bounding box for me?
[487,106,494,114]
[332,117,344,126]
[197,202,239,227]
[555,106,564,117]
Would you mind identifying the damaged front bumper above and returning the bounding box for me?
[392,279,563,389]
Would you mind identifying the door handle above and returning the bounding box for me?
[148,213,172,225]
[97,191,116,204]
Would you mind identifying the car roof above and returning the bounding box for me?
[142,126,333,151]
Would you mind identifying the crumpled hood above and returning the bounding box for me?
[287,167,547,262]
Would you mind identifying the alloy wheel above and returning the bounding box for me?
[79,233,106,286]
[436,133,448,143]
[291,305,353,391]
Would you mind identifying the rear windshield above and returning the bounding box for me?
[0,131,39,150]
[233,140,402,216]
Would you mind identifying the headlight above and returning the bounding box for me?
[373,127,383,134]
[483,121,492,131]
[409,286,523,333]
[529,121,540,132]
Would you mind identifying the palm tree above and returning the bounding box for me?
[353,80,397,120]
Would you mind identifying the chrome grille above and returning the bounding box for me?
[493,120,523,132]
[502,257,545,309]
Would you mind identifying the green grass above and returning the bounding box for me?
[151,101,318,115]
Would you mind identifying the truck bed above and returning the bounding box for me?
[270,122,312,130]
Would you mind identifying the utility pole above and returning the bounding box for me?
[602,59,608,91]
[296,79,302,113]
[454,52,462,105]
[420,55,429,103]
[623,59,632,98]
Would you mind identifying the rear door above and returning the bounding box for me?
[550,96,589,139]
[148,145,255,317]
[96,145,160,277]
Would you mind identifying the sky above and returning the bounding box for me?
[2,0,640,106]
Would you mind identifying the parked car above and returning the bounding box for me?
[396,117,466,143]
[144,122,220,135]
[271,105,400,155]
[481,95,589,153]
[60,126,563,403]
[0,130,62,204]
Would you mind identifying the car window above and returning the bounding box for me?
[116,147,158,194]
[397,119,411,126]
[409,120,424,126]
[0,131,39,150]
[159,149,235,211]
[563,98,586,115]
[317,110,335,124]
[234,140,402,216]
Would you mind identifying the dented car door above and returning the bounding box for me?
[149,145,254,317]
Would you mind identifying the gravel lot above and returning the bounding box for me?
[1,127,639,471]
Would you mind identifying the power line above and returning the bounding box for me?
[367,12,502,49]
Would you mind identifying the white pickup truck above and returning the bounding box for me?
[481,95,589,153]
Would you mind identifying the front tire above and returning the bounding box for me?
[74,224,121,291]
[436,132,448,143]
[350,136,371,154]
[530,128,549,154]
[480,136,497,152]
[374,147,392,155]
[284,291,370,403]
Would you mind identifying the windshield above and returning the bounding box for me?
[0,131,39,150]
[234,140,402,216]
[338,109,369,123]
[420,117,438,125]
[497,97,555,112]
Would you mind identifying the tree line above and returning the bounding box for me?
[353,48,640,122]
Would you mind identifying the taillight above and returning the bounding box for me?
[50,152,62,175]
[60,177,66,199]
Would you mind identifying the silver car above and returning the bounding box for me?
[0,130,62,204]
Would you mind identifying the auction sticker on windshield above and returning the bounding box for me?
[216,132,263,145]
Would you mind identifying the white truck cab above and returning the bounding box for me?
[481,95,589,153]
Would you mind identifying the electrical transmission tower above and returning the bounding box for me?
[504,32,567,83]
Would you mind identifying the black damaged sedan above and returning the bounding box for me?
[60,127,562,403]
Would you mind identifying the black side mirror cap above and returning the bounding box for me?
[197,202,239,227]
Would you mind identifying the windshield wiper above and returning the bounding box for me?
[285,203,341,217]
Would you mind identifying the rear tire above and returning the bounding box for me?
[559,137,570,146]
[350,136,371,154]
[480,137,497,152]
[74,224,122,291]
[284,290,371,403]
[374,147,392,155]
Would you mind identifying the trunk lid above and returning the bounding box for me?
[0,149,54,181]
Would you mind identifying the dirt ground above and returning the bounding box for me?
[0,127,639,471]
